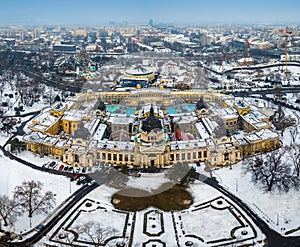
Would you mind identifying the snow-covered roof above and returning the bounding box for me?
[254,122,269,129]
[218,107,238,120]
[173,115,197,124]
[237,57,254,63]
[84,119,100,136]
[94,140,135,151]
[55,138,68,148]
[34,110,58,126]
[243,114,261,125]
[109,114,136,125]
[201,117,217,135]
[235,100,249,109]
[51,102,67,111]
[32,124,48,131]
[170,139,207,151]
[92,123,107,141]
[194,122,210,139]
[23,132,47,142]
[125,65,154,76]
[244,133,261,142]
[42,136,57,144]
[256,128,279,140]
[62,109,83,122]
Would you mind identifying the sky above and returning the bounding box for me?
[0,0,299,26]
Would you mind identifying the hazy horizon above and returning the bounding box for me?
[0,0,299,26]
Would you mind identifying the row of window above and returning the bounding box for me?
[112,126,127,131]
[225,120,237,126]
[64,122,78,129]
[96,152,135,162]
[170,150,207,161]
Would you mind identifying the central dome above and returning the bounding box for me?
[141,106,162,132]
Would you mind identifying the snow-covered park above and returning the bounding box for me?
[0,69,299,246]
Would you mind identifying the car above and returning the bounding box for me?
[81,167,87,173]
[73,174,81,180]
[68,166,74,172]
[35,224,44,231]
[48,161,56,168]
[94,162,99,168]
[75,167,81,173]
[76,176,87,185]
[88,167,93,172]
[79,177,92,185]
[63,166,69,171]
[58,164,64,171]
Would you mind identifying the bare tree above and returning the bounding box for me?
[165,162,196,185]
[13,180,56,228]
[105,168,129,188]
[289,125,299,145]
[75,221,117,247]
[0,195,21,227]
[57,229,78,247]
[285,144,300,177]
[243,150,299,192]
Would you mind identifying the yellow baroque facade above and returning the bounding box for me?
[23,88,281,168]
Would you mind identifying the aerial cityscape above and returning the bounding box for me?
[0,1,299,247]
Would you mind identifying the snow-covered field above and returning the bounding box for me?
[213,163,300,236]
[0,147,80,233]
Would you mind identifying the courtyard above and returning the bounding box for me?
[47,179,265,247]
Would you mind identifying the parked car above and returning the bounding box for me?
[63,166,69,171]
[76,176,87,185]
[81,167,87,173]
[58,164,64,171]
[35,224,44,231]
[48,161,56,168]
[73,174,81,180]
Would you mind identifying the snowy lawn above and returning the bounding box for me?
[213,162,300,236]
[0,149,81,233]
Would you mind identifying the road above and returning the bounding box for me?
[197,173,300,247]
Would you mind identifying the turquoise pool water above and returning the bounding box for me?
[106,105,120,113]
[107,105,135,114]
[167,104,195,114]
[167,108,177,114]
[182,104,195,112]
[126,108,135,115]
[107,104,195,115]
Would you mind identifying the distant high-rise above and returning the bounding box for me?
[148,19,154,26]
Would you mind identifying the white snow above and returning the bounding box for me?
[213,163,300,236]
[210,107,300,237]
[0,148,80,233]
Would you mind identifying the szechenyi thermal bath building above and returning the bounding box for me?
[23,88,280,168]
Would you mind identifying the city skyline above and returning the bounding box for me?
[0,0,300,26]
